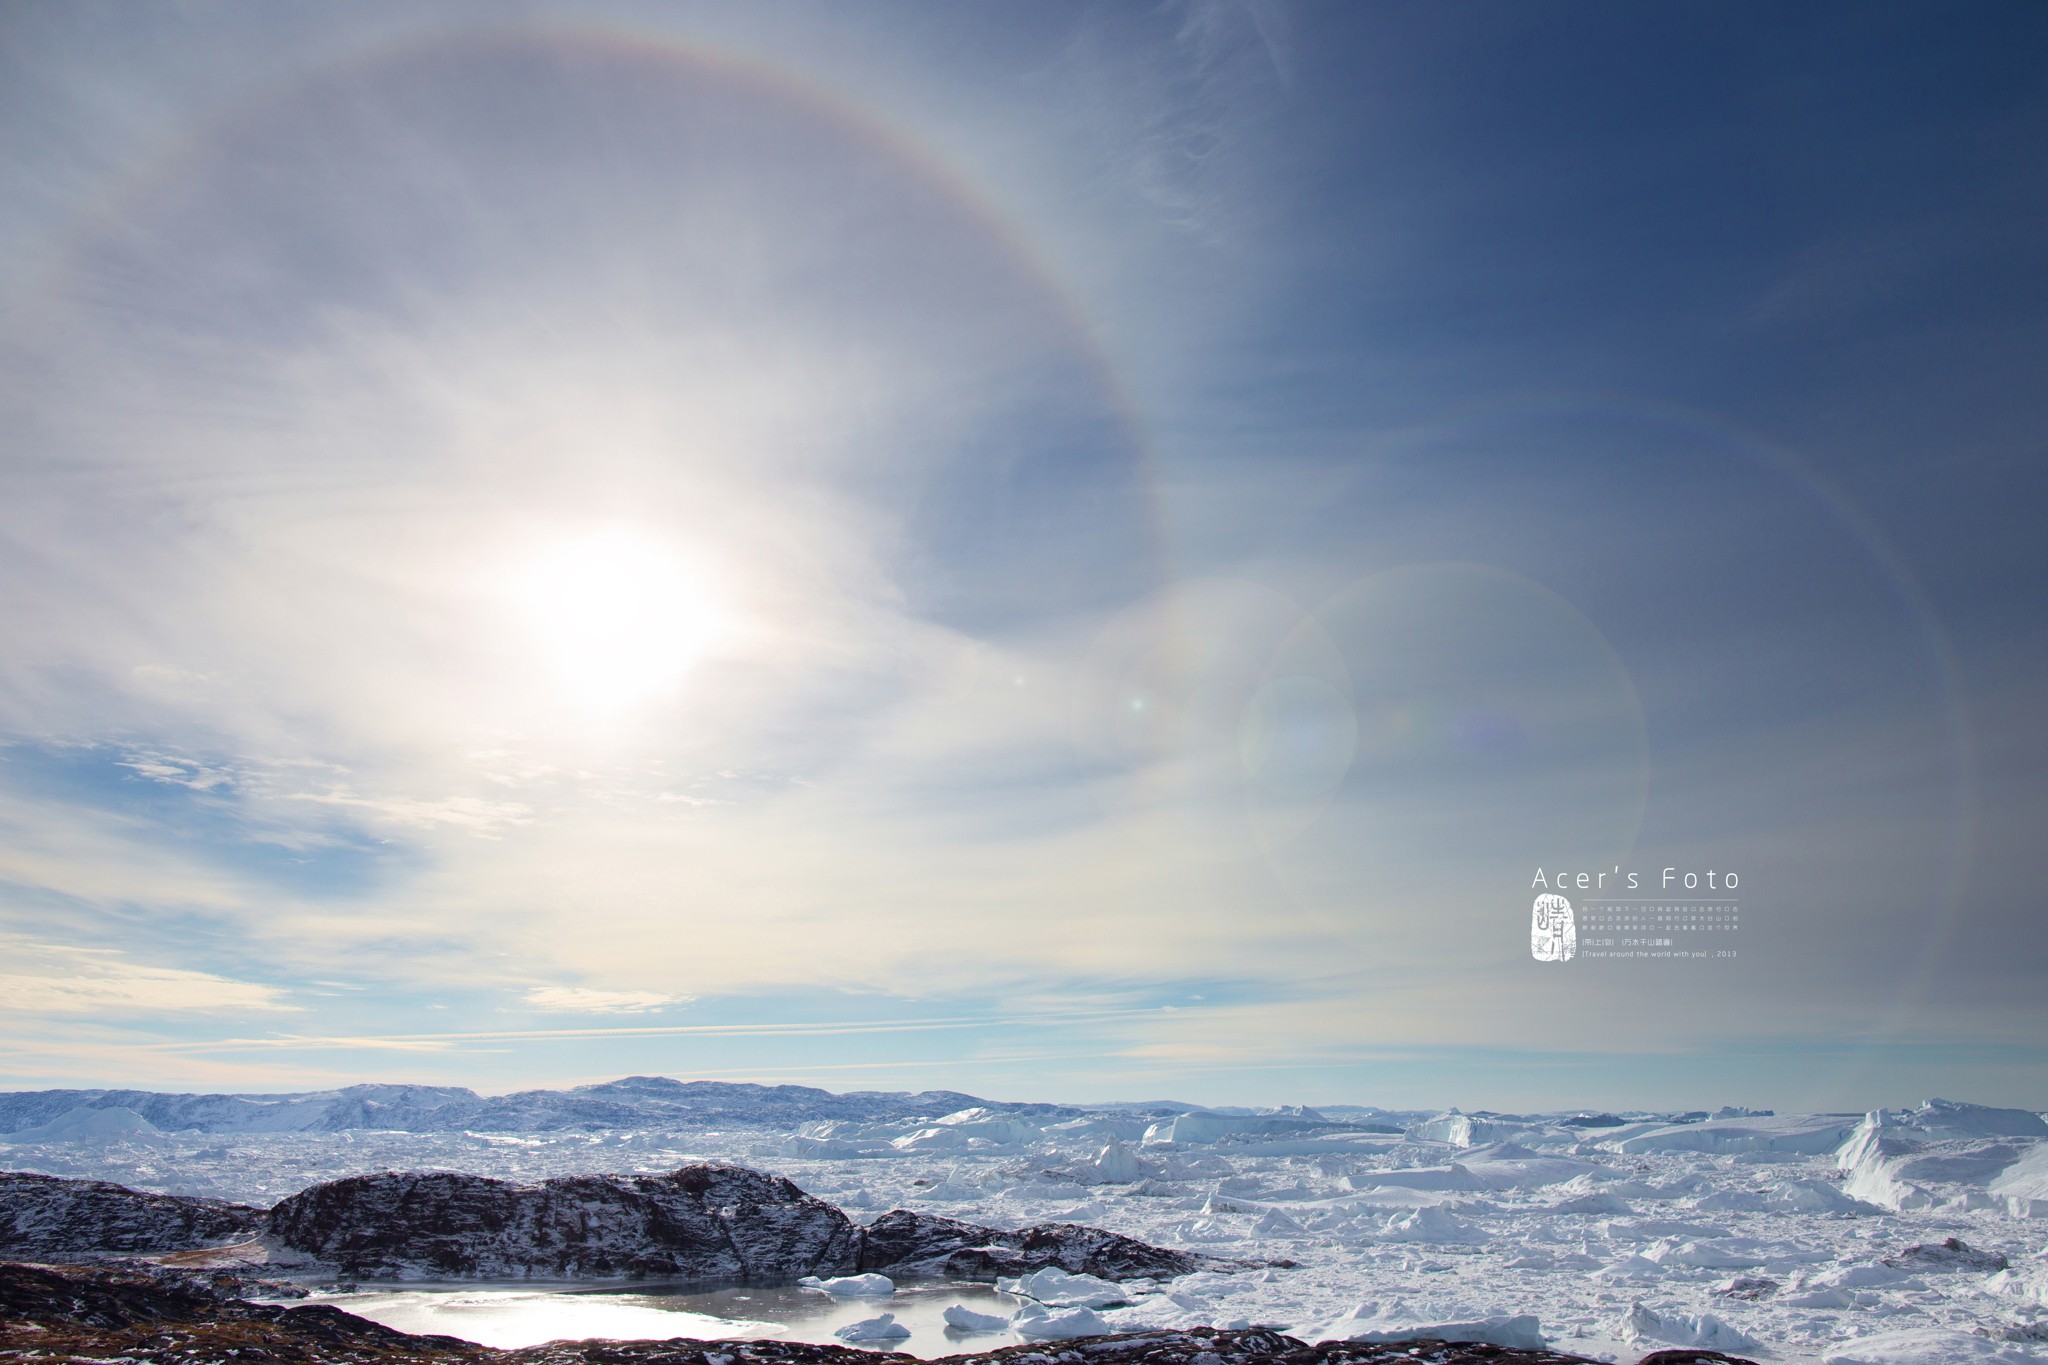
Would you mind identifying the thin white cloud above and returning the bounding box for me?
[285,788,534,836]
[0,936,293,1016]
[522,985,682,1014]
[149,1006,1164,1053]
[117,750,237,791]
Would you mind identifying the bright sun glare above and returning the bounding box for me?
[510,530,722,715]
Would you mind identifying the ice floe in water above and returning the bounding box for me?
[833,1312,910,1342]
[801,1273,894,1297]
[941,1304,1011,1332]
[1009,1302,1111,1340]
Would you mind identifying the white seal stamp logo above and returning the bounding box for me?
[1531,893,1576,962]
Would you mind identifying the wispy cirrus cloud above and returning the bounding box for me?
[0,935,293,1016]
[522,985,682,1014]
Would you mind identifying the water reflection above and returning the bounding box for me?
[322,1280,1029,1358]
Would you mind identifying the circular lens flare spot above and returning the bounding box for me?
[510,529,721,715]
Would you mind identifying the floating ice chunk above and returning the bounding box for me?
[1980,1265,2048,1307]
[1898,1099,2048,1140]
[1543,1190,1634,1216]
[1644,1237,1770,1269]
[1589,1254,1667,1282]
[996,1267,1128,1308]
[1689,1188,1775,1212]
[1992,1143,2048,1203]
[928,1109,1042,1144]
[1457,1150,1607,1189]
[1009,1302,1112,1340]
[1318,1308,1546,1351]
[1333,1186,1463,1212]
[1076,1139,1145,1185]
[1251,1207,1305,1238]
[833,1312,910,1342]
[1612,1301,1764,1354]
[1547,1252,1603,1269]
[1405,1113,1540,1148]
[1603,1217,1729,1241]
[891,1127,974,1153]
[1200,1192,1257,1216]
[777,1136,868,1159]
[1802,1263,1920,1291]
[1377,1205,1479,1243]
[1552,1171,1656,1199]
[911,1175,984,1202]
[1779,1287,1860,1308]
[1769,1178,1886,1214]
[1142,1111,1339,1146]
[1822,1326,2046,1363]
[1615,1113,1859,1155]
[1345,1163,1488,1192]
[803,1273,895,1297]
[942,1305,1011,1333]
[1837,1109,2042,1213]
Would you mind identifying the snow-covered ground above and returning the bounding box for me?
[7,1094,2047,1364]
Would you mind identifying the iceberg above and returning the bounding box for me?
[1613,1301,1764,1354]
[941,1304,1012,1332]
[832,1312,910,1342]
[1319,1307,1546,1350]
[1008,1302,1112,1340]
[802,1273,894,1297]
[995,1266,1129,1308]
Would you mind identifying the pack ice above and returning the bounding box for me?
[6,1081,2048,1363]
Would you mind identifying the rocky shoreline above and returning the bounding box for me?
[5,1165,1218,1284]
[0,1260,1759,1365]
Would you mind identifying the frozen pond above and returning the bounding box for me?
[319,1280,1032,1358]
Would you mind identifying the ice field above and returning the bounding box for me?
[6,1090,2047,1363]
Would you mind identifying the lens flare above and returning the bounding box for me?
[509,529,722,715]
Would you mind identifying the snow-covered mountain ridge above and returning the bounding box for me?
[0,1077,1084,1138]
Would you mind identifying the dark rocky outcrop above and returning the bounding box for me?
[266,1164,860,1281]
[0,1259,1759,1365]
[8,1165,1213,1288]
[0,1172,263,1259]
[855,1208,1208,1279]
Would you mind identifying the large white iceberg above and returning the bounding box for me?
[995,1267,1129,1308]
[1613,1301,1764,1354]
[801,1273,895,1297]
[941,1304,1012,1333]
[1613,1112,1859,1155]
[1008,1302,1112,1340]
[833,1312,910,1342]
[1837,1108,2047,1216]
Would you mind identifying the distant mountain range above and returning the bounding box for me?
[0,1076,1089,1138]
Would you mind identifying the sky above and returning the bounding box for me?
[1,0,2044,1115]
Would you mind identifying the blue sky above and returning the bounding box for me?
[0,1,2043,1113]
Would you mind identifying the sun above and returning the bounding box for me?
[509,528,723,715]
